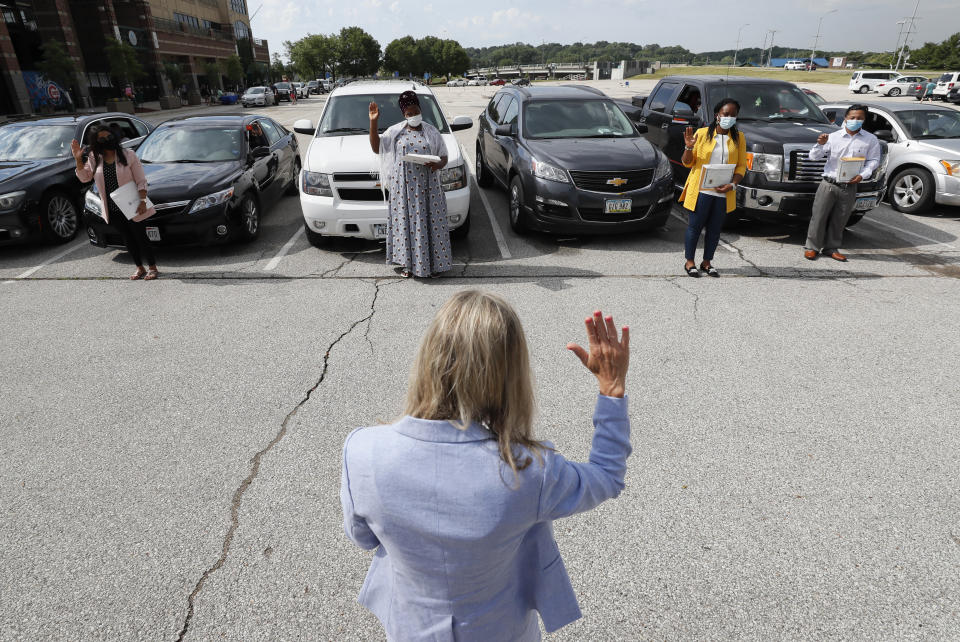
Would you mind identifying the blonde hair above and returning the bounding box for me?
[405,290,545,473]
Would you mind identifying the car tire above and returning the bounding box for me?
[890,167,935,214]
[286,157,301,196]
[508,175,528,234]
[40,190,79,244]
[304,221,326,248]
[845,213,864,227]
[236,193,260,242]
[889,87,901,97]
[475,146,493,187]
[859,85,870,94]
[450,210,470,240]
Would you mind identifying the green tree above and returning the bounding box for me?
[204,60,222,90]
[37,40,76,90]
[104,38,145,96]
[221,54,245,89]
[384,35,420,76]
[440,40,470,77]
[337,26,380,77]
[270,53,285,82]
[285,33,337,80]
[162,62,184,95]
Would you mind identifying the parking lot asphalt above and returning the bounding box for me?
[2,82,959,641]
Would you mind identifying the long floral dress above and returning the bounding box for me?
[386,126,452,277]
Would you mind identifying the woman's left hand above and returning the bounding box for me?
[426,160,445,171]
[715,183,734,193]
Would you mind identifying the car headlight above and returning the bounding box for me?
[188,187,234,214]
[440,163,465,191]
[653,151,672,181]
[940,160,960,176]
[302,171,332,196]
[83,189,102,215]
[532,158,570,183]
[745,152,783,182]
[0,190,26,210]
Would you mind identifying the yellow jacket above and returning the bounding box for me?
[679,127,747,213]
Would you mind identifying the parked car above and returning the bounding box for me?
[931,71,960,100]
[849,71,902,94]
[489,78,507,86]
[784,60,807,71]
[241,86,275,107]
[947,86,960,104]
[291,82,308,99]
[84,115,300,247]
[800,88,826,104]
[511,78,531,87]
[875,75,929,97]
[819,102,960,214]
[274,82,294,102]
[0,112,152,246]
[906,78,936,99]
[293,81,473,245]
[306,80,320,95]
[639,75,886,226]
[467,79,481,86]
[475,85,673,235]
[446,78,467,87]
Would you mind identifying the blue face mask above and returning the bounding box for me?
[717,116,737,129]
[845,119,864,132]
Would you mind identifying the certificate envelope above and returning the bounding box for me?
[108,181,153,220]
[400,153,441,165]
[700,163,736,189]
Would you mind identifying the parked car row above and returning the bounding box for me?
[850,70,960,100]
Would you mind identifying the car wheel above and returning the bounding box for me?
[286,157,301,196]
[508,175,528,234]
[845,213,864,227]
[40,191,79,244]
[475,146,493,187]
[450,210,470,240]
[889,87,901,97]
[859,85,870,94]
[304,221,326,248]
[236,193,260,242]
[890,167,935,214]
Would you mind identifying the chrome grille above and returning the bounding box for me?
[788,151,826,183]
[568,169,653,193]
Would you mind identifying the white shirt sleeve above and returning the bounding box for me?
[858,135,883,181]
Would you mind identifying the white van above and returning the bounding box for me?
[932,72,960,99]
[849,71,902,94]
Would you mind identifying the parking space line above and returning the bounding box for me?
[2,240,88,284]
[861,216,956,249]
[462,148,511,259]
[264,227,304,271]
[669,211,735,252]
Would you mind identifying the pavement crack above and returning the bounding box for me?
[319,253,357,278]
[720,235,769,277]
[173,277,393,642]
[668,278,701,322]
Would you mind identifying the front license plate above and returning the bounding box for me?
[854,197,877,211]
[372,224,387,239]
[145,226,161,241]
[604,199,632,214]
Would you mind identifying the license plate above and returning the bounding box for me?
[145,226,161,241]
[372,224,387,239]
[604,199,632,214]
[854,197,877,211]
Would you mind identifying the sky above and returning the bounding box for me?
[249,0,960,60]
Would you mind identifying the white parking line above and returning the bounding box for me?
[669,211,735,252]
[862,216,956,249]
[2,240,87,284]
[462,149,511,259]
[264,227,304,271]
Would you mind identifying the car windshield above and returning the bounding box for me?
[317,93,448,135]
[714,84,830,123]
[138,126,244,162]
[247,88,264,94]
[895,109,960,139]
[276,83,290,90]
[523,100,636,139]
[0,124,74,161]
[939,73,953,82]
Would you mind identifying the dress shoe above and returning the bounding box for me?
[804,250,818,260]
[829,252,848,262]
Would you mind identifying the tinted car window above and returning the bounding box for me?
[487,93,506,122]
[318,93,448,136]
[895,110,960,139]
[648,82,679,113]
[524,100,636,139]
[0,124,74,160]
[258,119,283,145]
[711,84,830,123]
[103,117,140,141]
[139,126,244,162]
[499,97,518,125]
[132,119,149,137]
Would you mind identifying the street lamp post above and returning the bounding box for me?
[733,23,750,68]
[810,9,838,69]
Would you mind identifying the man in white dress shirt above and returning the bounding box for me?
[804,105,882,262]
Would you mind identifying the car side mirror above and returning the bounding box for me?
[672,105,696,122]
[874,129,896,143]
[495,123,515,137]
[451,115,473,132]
[250,146,270,160]
[293,119,315,135]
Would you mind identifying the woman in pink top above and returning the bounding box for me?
[72,125,159,280]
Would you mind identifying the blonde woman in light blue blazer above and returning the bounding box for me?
[340,290,631,640]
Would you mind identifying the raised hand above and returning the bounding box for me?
[683,126,696,148]
[567,310,630,399]
[70,139,83,161]
[368,101,379,122]
[817,132,829,145]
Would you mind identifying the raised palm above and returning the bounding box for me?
[368,102,379,121]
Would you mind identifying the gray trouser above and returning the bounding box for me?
[806,180,857,252]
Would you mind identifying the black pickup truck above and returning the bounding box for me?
[636,76,886,225]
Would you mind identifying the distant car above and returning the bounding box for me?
[241,86,275,107]
[906,79,936,99]
[849,70,902,94]
[947,86,960,104]
[800,88,826,104]
[306,80,320,95]
[292,82,308,99]
[511,78,530,87]
[84,115,300,247]
[446,78,467,87]
[931,71,960,100]
[275,82,294,102]
[489,78,507,86]
[784,60,807,70]
[467,79,481,86]
[875,75,929,97]
[0,112,152,245]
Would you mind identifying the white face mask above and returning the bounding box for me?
[406,114,422,127]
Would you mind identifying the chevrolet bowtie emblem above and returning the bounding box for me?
[606,177,628,187]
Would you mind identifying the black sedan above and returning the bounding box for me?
[84,115,300,247]
[0,112,151,245]
[475,85,673,234]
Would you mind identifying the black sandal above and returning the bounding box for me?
[685,264,700,278]
[700,263,719,277]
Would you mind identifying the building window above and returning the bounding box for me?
[230,0,247,15]
[174,12,201,30]
[234,20,249,40]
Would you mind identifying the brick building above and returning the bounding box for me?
[1,0,269,115]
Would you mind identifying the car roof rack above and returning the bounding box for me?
[560,84,605,96]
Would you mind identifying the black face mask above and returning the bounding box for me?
[93,135,118,152]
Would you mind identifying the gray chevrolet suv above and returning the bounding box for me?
[475,85,673,235]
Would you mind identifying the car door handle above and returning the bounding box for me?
[661,123,669,129]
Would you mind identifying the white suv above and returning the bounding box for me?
[849,71,902,94]
[784,60,806,70]
[932,71,960,99]
[294,81,474,244]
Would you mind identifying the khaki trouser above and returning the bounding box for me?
[806,180,857,252]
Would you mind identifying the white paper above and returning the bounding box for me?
[400,153,441,165]
[837,158,865,183]
[700,163,736,189]
[108,181,153,220]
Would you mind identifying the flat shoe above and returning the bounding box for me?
[684,264,700,278]
[700,263,719,277]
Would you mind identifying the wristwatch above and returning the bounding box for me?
[684,146,693,151]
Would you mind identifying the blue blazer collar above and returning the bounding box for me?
[394,416,496,443]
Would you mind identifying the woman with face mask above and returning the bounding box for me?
[368,90,452,278]
[678,98,747,278]
[71,125,158,280]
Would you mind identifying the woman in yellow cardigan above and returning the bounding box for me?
[679,98,746,277]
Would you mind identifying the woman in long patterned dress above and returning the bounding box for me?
[368,90,453,278]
